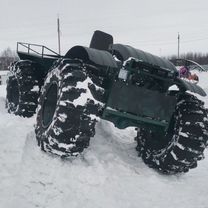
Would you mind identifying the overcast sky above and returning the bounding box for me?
[1,0,208,56]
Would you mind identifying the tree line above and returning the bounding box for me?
[0,48,18,71]
[166,52,208,65]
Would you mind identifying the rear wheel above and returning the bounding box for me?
[135,93,208,174]
[6,60,43,117]
[35,59,103,157]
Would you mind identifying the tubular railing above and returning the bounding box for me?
[17,42,61,58]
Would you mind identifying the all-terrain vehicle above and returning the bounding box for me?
[6,30,208,174]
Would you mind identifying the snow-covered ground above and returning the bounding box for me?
[1,71,208,208]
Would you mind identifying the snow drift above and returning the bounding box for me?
[0,71,208,208]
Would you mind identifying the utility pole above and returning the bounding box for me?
[57,15,61,55]
[177,33,180,58]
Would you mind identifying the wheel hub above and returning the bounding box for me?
[42,82,58,127]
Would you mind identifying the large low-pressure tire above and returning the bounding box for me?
[35,59,103,157]
[135,93,208,174]
[6,60,43,117]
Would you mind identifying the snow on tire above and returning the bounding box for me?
[35,59,103,157]
[6,60,43,117]
[135,93,208,174]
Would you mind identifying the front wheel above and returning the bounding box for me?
[135,93,208,174]
[35,59,103,157]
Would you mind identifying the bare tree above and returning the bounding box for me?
[167,52,208,65]
[0,48,18,71]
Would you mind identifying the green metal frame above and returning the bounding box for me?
[103,108,168,132]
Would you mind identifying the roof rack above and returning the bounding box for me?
[17,42,61,58]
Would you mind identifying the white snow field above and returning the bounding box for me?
[1,71,208,208]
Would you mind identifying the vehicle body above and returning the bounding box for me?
[6,30,208,174]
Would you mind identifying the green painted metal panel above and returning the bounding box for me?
[65,46,118,68]
[105,80,177,127]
